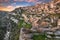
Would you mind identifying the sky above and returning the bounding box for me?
[0,0,52,11]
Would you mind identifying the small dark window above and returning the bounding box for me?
[57,2,60,6]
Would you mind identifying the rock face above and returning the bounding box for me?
[0,11,9,40]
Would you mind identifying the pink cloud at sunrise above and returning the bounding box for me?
[0,6,15,11]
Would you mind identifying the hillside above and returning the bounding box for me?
[10,0,60,40]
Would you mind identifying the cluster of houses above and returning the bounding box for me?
[18,0,60,40]
[8,0,60,40]
[21,0,60,31]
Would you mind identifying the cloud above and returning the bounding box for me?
[4,0,9,2]
[14,0,24,2]
[6,5,15,11]
[0,0,46,4]
[13,0,39,2]
[0,6,8,11]
[25,0,38,2]
[0,0,9,3]
[0,5,26,11]
[0,5,15,11]
[15,5,28,7]
[0,0,51,3]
